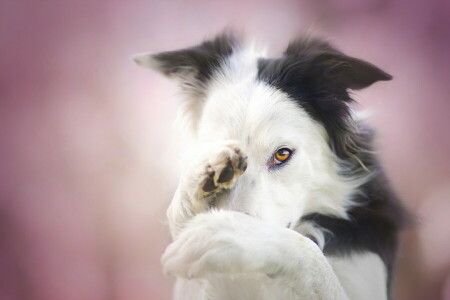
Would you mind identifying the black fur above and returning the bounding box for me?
[151,32,239,91]
[258,37,391,159]
[257,37,408,297]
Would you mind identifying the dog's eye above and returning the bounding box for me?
[273,148,293,166]
[275,149,291,162]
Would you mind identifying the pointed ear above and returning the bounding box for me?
[133,32,240,93]
[259,37,392,159]
[320,54,392,90]
[132,52,162,71]
[284,37,392,91]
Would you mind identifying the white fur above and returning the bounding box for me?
[164,210,348,299]
[328,253,388,300]
[150,46,387,299]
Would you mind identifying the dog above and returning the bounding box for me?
[134,32,407,300]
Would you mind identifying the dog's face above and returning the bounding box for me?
[135,33,391,230]
[198,76,336,227]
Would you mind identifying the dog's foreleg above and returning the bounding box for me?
[162,210,348,299]
[166,141,247,238]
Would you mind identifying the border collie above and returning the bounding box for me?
[134,32,407,300]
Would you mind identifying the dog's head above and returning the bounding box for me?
[135,33,391,233]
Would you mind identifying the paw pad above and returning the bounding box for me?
[199,146,247,197]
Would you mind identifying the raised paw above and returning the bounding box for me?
[167,142,248,235]
[198,143,247,200]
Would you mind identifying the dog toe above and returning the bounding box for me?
[217,161,234,183]
[202,174,217,192]
[237,156,247,171]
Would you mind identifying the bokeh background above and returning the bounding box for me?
[1,0,450,299]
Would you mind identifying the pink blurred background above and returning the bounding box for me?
[1,1,449,299]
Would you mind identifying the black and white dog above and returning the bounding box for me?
[134,32,407,300]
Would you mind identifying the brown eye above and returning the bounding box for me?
[274,148,292,164]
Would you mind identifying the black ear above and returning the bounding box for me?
[319,54,392,90]
[258,37,392,160]
[284,37,392,92]
[133,32,239,93]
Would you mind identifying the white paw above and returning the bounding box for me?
[185,141,248,204]
[162,211,255,278]
[161,211,305,279]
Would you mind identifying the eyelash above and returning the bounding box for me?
[268,147,294,170]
